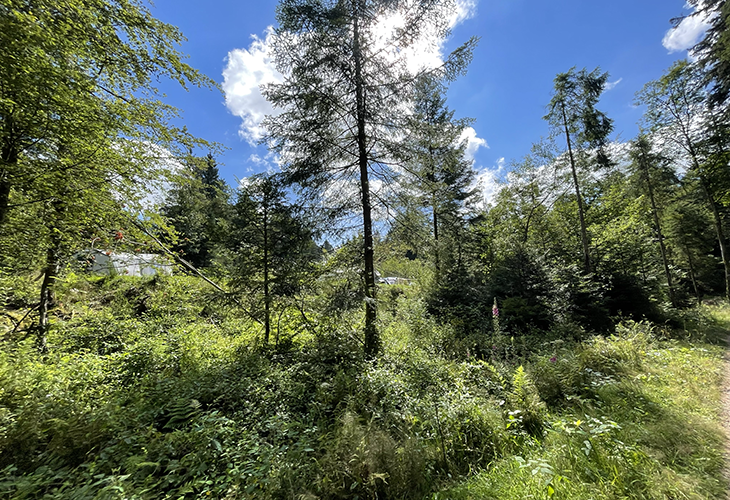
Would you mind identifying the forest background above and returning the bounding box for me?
[3,0,730,498]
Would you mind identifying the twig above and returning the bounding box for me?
[4,303,40,340]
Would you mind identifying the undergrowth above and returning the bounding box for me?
[0,273,727,499]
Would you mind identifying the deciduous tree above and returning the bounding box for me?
[637,60,730,301]
[0,0,215,348]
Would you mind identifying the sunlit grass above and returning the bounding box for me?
[438,309,730,500]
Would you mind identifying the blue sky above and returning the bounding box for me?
[147,0,707,200]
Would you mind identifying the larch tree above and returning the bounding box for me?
[263,0,477,357]
[544,67,613,274]
[637,60,730,302]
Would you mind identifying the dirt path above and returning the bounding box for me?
[722,336,730,498]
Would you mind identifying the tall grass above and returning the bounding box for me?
[440,315,728,500]
[0,273,728,499]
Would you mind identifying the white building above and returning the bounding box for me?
[76,249,173,277]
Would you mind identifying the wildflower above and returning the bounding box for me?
[550,356,557,363]
[492,297,501,337]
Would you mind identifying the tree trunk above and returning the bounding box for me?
[688,138,730,302]
[700,176,730,302]
[0,143,18,228]
[641,162,676,306]
[353,0,378,358]
[263,204,270,345]
[433,194,439,272]
[561,104,591,273]
[38,235,60,353]
[683,239,702,304]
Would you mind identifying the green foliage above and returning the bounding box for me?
[4,2,730,499]
[0,272,36,310]
[0,0,214,239]
[0,274,728,499]
[439,310,727,500]
[507,366,546,437]
[318,412,430,500]
[228,173,319,343]
[162,154,232,269]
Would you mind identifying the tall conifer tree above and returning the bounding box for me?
[263,0,476,357]
[403,76,476,271]
[544,67,613,273]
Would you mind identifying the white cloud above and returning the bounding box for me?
[472,157,505,209]
[605,78,622,91]
[474,169,500,209]
[248,153,266,166]
[662,11,712,53]
[223,0,477,143]
[372,0,477,74]
[222,27,284,145]
[460,126,488,160]
[451,0,476,26]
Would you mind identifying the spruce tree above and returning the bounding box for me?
[263,0,476,357]
[163,154,231,269]
[544,67,613,273]
[229,174,317,345]
[403,76,476,271]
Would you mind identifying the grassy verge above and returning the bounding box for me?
[440,307,730,500]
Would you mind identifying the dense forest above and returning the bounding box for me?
[3,0,730,498]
